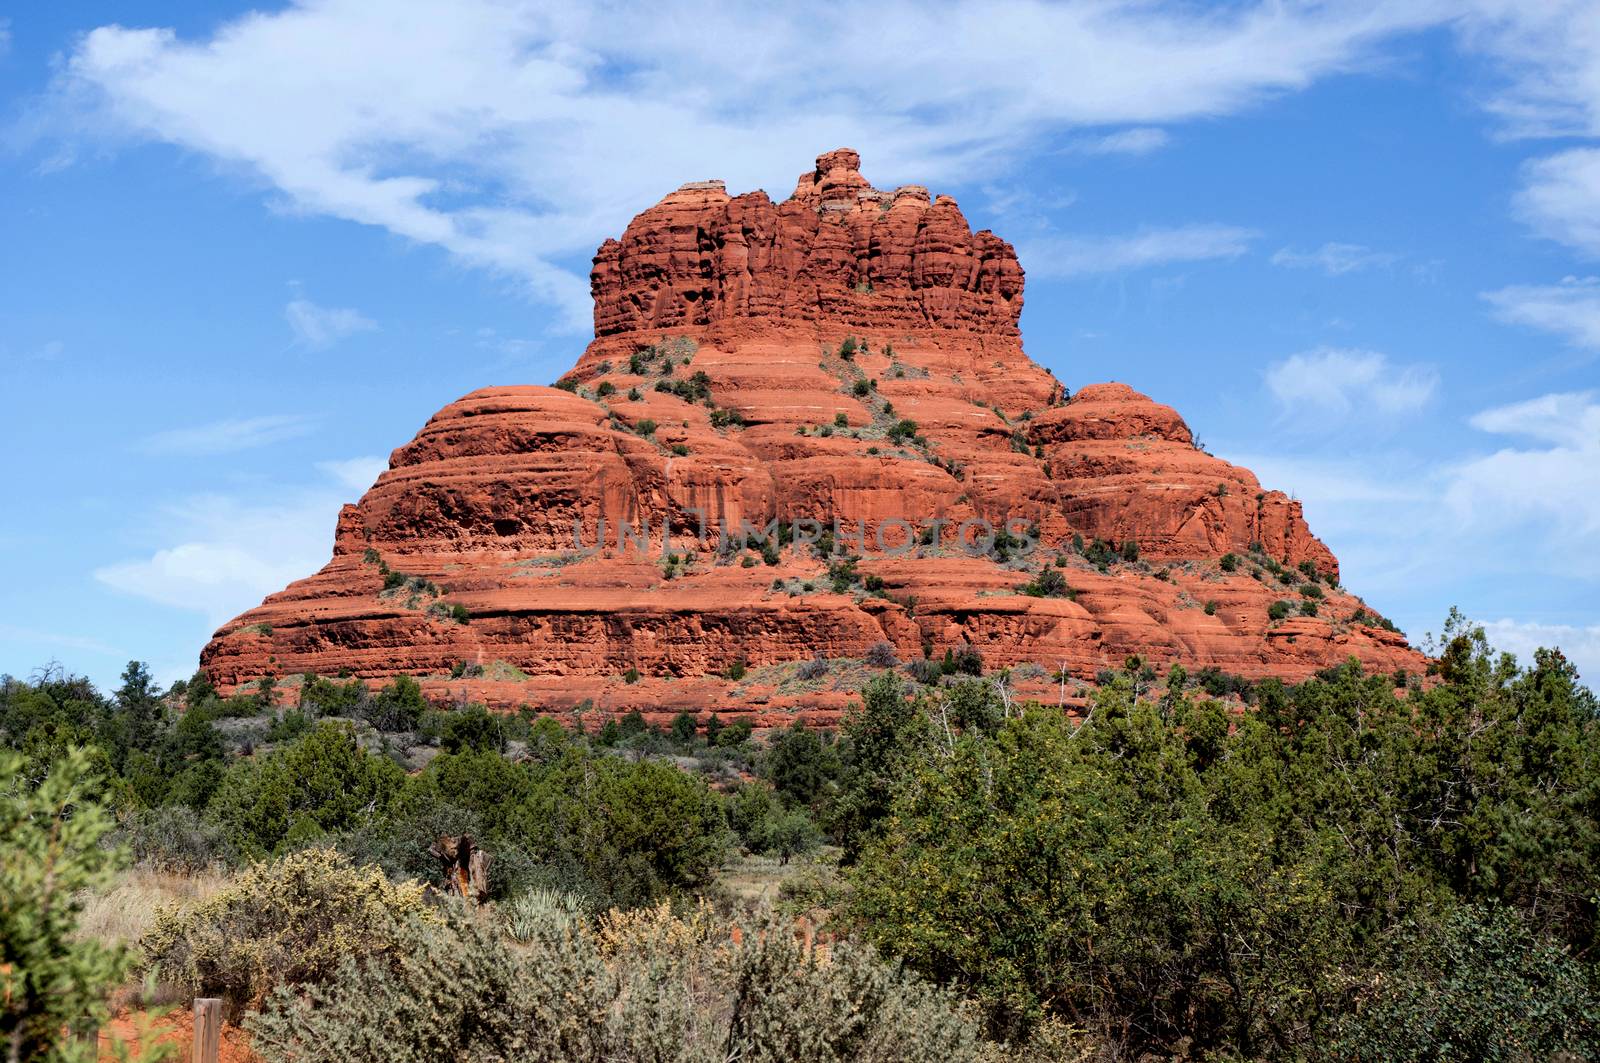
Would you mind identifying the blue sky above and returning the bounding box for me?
[3,1,1599,690]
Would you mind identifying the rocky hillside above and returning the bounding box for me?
[201,149,1420,722]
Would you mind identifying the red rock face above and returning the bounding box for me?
[202,150,1423,721]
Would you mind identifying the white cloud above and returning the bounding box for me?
[285,298,376,349]
[1466,389,1599,447]
[1482,276,1600,350]
[140,414,315,456]
[1448,5,1600,254]
[315,455,386,494]
[1271,241,1399,275]
[45,1,1446,327]
[92,459,375,624]
[95,540,319,625]
[1023,223,1255,277]
[1446,390,1600,538]
[1480,618,1600,685]
[1067,127,1169,155]
[1264,347,1438,416]
[1513,148,1600,257]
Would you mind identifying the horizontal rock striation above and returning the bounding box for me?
[202,150,1422,721]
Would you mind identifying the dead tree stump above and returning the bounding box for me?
[429,834,492,903]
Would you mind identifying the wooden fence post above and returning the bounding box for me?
[192,998,222,1063]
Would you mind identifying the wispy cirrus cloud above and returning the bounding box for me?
[1271,241,1399,275]
[1066,127,1169,156]
[1447,390,1600,538]
[39,1,1450,328]
[1264,347,1438,416]
[285,298,376,350]
[140,414,316,457]
[1482,276,1600,351]
[1023,223,1255,278]
[315,455,386,493]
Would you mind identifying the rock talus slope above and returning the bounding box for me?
[202,149,1421,721]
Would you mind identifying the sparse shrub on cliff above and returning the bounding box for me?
[865,641,899,668]
[887,417,919,443]
[1268,599,1292,621]
[1020,566,1072,599]
[852,377,871,397]
[709,406,746,428]
[633,418,657,437]
[596,380,616,397]
[796,656,829,681]
[1220,552,1239,572]
[724,658,748,681]
[1300,600,1320,617]
[1119,539,1140,562]
[622,666,640,684]
[839,336,858,359]
[1204,600,1219,615]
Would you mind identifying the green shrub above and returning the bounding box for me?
[1019,567,1070,598]
[141,848,432,1012]
[622,667,641,684]
[1203,600,1218,616]
[1220,552,1238,572]
[596,380,616,397]
[0,748,130,1062]
[206,722,404,856]
[725,658,748,681]
[1268,599,1292,621]
[1329,905,1600,1061]
[633,418,657,437]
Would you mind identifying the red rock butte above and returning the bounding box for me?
[202,149,1421,723]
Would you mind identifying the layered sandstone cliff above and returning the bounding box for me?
[201,149,1421,720]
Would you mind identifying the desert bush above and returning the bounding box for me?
[250,902,599,1063]
[140,847,431,1011]
[249,898,988,1063]
[113,804,237,873]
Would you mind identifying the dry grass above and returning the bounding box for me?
[77,867,229,951]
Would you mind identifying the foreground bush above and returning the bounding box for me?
[141,848,431,1011]
[849,631,1600,1055]
[248,900,995,1063]
[1,748,129,1063]
[1329,905,1600,1061]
